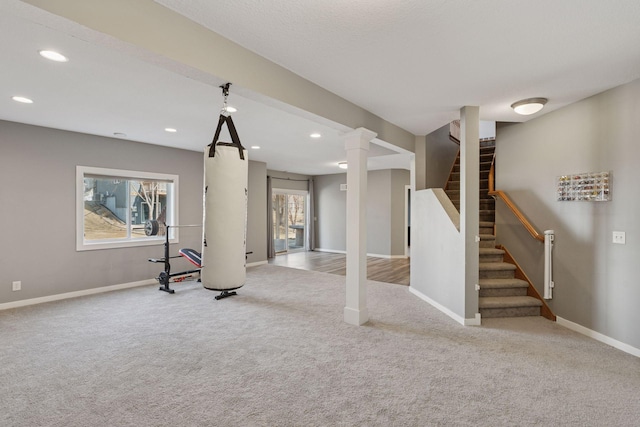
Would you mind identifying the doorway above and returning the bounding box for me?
[272,190,308,254]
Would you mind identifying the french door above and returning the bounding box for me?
[272,190,307,254]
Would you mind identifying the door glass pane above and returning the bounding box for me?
[287,194,305,251]
[273,193,287,253]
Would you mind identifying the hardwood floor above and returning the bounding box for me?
[269,251,410,286]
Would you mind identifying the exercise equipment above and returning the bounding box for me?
[201,83,248,299]
[147,221,202,293]
[146,220,252,297]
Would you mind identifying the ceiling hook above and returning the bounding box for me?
[220,82,231,98]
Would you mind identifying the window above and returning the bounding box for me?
[76,166,179,251]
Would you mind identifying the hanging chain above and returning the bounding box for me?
[220,83,231,115]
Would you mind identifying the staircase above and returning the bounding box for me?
[445,141,543,318]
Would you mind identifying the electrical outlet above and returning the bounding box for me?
[12,281,21,291]
[613,231,626,245]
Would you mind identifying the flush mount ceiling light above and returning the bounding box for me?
[164,128,177,133]
[12,96,33,104]
[251,145,260,150]
[39,50,68,62]
[338,162,348,169]
[224,106,237,113]
[511,97,548,115]
[310,133,321,138]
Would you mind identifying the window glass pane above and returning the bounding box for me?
[129,180,171,237]
[83,177,129,240]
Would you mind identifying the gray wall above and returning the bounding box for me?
[390,169,410,255]
[314,174,347,252]
[0,120,267,304]
[368,170,392,256]
[247,161,267,264]
[426,124,460,189]
[415,135,427,190]
[314,170,409,256]
[495,78,640,349]
[415,124,459,190]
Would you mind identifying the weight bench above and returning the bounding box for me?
[179,248,202,268]
[148,247,202,294]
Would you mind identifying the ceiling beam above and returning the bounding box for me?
[23,0,415,153]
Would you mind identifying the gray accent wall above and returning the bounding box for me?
[495,78,640,349]
[314,170,409,256]
[0,120,268,304]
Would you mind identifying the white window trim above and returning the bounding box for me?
[76,166,179,251]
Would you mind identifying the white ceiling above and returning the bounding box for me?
[2,0,640,175]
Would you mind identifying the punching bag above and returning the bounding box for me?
[201,114,248,292]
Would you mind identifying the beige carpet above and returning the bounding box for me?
[1,265,639,426]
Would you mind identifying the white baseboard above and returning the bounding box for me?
[556,316,640,358]
[367,253,409,259]
[409,286,480,326]
[464,313,482,326]
[314,248,407,259]
[314,248,346,254]
[247,260,268,267]
[0,278,156,311]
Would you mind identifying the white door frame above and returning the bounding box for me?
[272,188,309,253]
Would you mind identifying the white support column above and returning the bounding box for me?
[343,127,377,326]
[460,106,480,322]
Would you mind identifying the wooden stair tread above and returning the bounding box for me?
[479,296,542,309]
[478,278,529,288]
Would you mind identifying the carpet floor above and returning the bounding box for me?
[1,265,639,426]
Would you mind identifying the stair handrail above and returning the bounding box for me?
[449,120,461,144]
[488,153,545,242]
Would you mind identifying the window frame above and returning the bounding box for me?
[76,166,179,251]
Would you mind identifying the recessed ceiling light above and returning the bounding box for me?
[310,133,321,138]
[39,50,68,62]
[251,145,260,150]
[164,128,177,133]
[12,96,33,104]
[338,162,348,169]
[113,132,127,138]
[511,97,548,115]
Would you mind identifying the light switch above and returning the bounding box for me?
[613,231,626,244]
